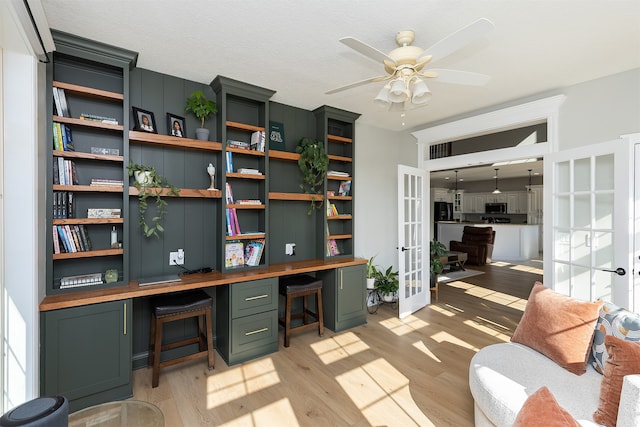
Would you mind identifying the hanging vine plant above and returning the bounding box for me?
[296,137,329,214]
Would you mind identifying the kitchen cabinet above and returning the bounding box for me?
[464,193,486,214]
[527,185,543,224]
[317,264,366,332]
[507,192,529,214]
[432,188,452,203]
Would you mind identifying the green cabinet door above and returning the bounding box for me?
[41,300,132,412]
[319,264,366,332]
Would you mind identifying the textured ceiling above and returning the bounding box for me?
[39,0,640,134]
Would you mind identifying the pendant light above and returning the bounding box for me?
[492,168,501,194]
[454,170,459,192]
[527,169,532,192]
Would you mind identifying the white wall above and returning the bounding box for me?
[1,1,42,411]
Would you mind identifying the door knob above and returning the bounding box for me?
[400,247,407,252]
[603,267,626,276]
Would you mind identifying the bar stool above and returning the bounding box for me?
[278,274,324,347]
[148,289,214,388]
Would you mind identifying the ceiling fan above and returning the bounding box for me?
[326,18,494,109]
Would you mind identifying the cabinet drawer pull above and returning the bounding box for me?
[245,327,268,336]
[245,294,269,301]
[123,303,127,335]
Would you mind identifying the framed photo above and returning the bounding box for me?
[132,107,157,133]
[167,113,186,138]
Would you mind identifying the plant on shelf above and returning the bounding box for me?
[430,240,448,285]
[375,265,399,302]
[185,90,217,141]
[127,162,180,238]
[296,137,329,214]
[366,256,379,289]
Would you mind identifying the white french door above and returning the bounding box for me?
[544,135,639,311]
[397,165,429,318]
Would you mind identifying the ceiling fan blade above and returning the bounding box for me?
[419,18,494,63]
[325,75,390,95]
[340,37,397,66]
[422,69,491,86]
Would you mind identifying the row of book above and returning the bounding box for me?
[52,87,71,117]
[225,239,265,268]
[90,178,124,187]
[53,157,79,186]
[53,224,93,254]
[225,182,241,235]
[326,203,340,217]
[53,191,75,219]
[79,113,118,124]
[59,272,103,289]
[226,131,266,153]
[52,122,75,151]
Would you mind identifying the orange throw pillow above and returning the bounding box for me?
[514,386,580,427]
[511,282,603,375]
[593,336,640,427]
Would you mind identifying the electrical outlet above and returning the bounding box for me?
[169,249,185,265]
[285,243,296,256]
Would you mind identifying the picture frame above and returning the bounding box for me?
[166,113,186,138]
[132,107,157,133]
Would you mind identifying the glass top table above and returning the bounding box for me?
[68,400,164,427]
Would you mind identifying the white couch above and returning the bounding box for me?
[469,342,640,426]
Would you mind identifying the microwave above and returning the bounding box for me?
[485,203,507,214]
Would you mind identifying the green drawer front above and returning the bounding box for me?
[231,278,278,319]
[231,310,278,354]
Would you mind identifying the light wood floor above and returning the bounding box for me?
[130,259,543,426]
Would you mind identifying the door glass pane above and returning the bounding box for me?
[595,154,614,191]
[594,231,613,269]
[573,266,591,300]
[574,158,591,192]
[573,194,591,228]
[593,269,613,303]
[595,193,614,229]
[557,161,570,193]
[572,230,591,267]
[554,229,571,262]
[404,199,411,222]
[405,224,411,245]
[416,175,422,196]
[556,195,570,228]
[554,262,571,295]
[404,174,410,194]
[411,176,417,197]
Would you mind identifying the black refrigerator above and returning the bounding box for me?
[433,202,453,240]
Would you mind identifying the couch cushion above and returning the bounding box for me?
[511,282,603,375]
[593,336,640,427]
[469,342,602,426]
[592,301,640,374]
[513,386,580,427]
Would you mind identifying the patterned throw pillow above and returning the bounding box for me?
[592,301,640,374]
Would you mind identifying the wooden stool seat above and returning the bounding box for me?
[148,289,214,388]
[278,274,324,347]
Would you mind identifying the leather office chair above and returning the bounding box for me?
[449,226,495,265]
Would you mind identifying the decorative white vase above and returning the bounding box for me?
[366,278,375,290]
[134,171,152,186]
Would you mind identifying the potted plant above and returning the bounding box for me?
[366,256,378,289]
[296,137,329,214]
[127,162,180,238]
[430,240,448,286]
[375,265,399,302]
[185,90,217,141]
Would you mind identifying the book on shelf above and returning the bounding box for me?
[328,170,350,177]
[52,87,63,117]
[52,87,70,117]
[87,208,121,218]
[79,113,118,124]
[237,199,262,205]
[225,182,235,204]
[56,159,79,186]
[327,239,340,256]
[338,180,351,196]
[225,208,241,236]
[52,226,61,254]
[226,151,234,172]
[53,224,91,253]
[244,239,265,266]
[90,178,124,186]
[59,272,103,289]
[227,139,250,150]
[225,241,244,268]
[53,191,75,219]
[237,168,262,175]
[326,203,339,217]
[52,123,75,151]
[250,131,265,152]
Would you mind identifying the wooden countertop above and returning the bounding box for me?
[40,257,367,311]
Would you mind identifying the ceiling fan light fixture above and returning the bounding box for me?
[374,85,391,109]
[388,78,408,103]
[389,101,405,111]
[411,78,432,105]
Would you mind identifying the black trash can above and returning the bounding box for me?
[0,396,68,427]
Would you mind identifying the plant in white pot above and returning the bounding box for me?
[375,265,399,302]
[366,256,378,290]
[185,90,217,141]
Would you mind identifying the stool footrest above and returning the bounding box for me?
[158,350,211,370]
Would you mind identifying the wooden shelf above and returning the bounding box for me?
[53,218,124,225]
[52,150,123,162]
[328,154,352,163]
[226,203,265,209]
[129,130,222,151]
[53,184,123,193]
[226,146,265,157]
[53,81,123,102]
[129,187,221,198]
[53,248,124,260]
[269,150,300,161]
[53,115,124,132]
[327,175,352,181]
[327,134,352,144]
[226,233,265,241]
[269,192,319,201]
[328,234,352,240]
[327,215,352,220]
[226,121,265,133]
[226,172,265,180]
[328,195,353,201]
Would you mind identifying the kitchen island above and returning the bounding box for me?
[436,222,540,261]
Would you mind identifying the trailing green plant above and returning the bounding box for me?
[296,137,329,214]
[127,162,180,238]
[374,265,399,298]
[430,240,448,276]
[185,90,217,129]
